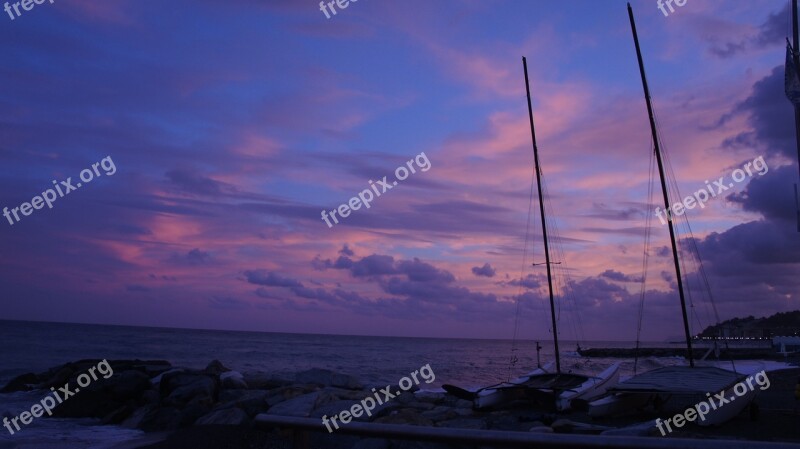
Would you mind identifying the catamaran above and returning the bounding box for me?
[443,57,619,412]
[586,4,760,425]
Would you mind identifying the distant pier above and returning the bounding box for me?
[578,341,780,360]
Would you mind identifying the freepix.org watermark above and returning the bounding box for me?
[654,155,768,225]
[3,360,114,435]
[4,0,54,21]
[322,363,435,433]
[657,0,688,17]
[3,156,116,227]
[321,152,431,228]
[655,370,770,436]
[319,0,359,19]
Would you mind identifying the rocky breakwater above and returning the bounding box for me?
[0,359,659,444]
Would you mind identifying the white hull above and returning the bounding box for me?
[588,376,759,426]
[555,363,621,411]
[475,362,620,411]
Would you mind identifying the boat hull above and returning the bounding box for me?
[475,363,620,411]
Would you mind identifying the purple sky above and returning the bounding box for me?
[1,0,798,341]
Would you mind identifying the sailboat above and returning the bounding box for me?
[442,57,620,412]
[784,0,800,233]
[587,3,758,425]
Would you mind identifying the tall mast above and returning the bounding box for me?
[522,57,560,373]
[792,0,800,232]
[627,4,694,367]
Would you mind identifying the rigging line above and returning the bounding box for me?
[649,97,710,365]
[540,171,585,344]
[508,158,539,380]
[634,137,656,374]
[681,196,737,371]
[544,185,584,344]
[652,100,725,366]
[537,171,559,337]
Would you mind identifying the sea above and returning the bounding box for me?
[0,320,788,449]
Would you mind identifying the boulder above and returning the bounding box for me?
[51,371,153,419]
[266,391,324,417]
[196,407,249,426]
[136,406,183,432]
[420,406,458,422]
[264,384,320,407]
[220,371,248,390]
[204,360,231,376]
[295,369,363,390]
[242,372,294,390]
[412,391,445,404]
[160,372,218,407]
[216,390,269,416]
[0,373,38,392]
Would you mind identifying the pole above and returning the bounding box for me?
[792,0,800,231]
[522,56,560,373]
[627,3,694,367]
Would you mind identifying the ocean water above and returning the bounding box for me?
[0,320,784,448]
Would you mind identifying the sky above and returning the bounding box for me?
[0,0,798,341]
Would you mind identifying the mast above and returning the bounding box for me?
[522,56,561,373]
[792,0,800,231]
[627,4,695,367]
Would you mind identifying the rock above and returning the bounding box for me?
[51,370,153,419]
[204,360,231,376]
[151,368,185,385]
[196,407,249,426]
[311,400,365,421]
[529,425,554,433]
[412,391,445,404]
[0,373,38,392]
[42,366,74,390]
[420,406,458,422]
[161,373,218,407]
[120,405,154,429]
[217,390,269,416]
[137,406,183,432]
[267,391,325,417]
[220,371,248,389]
[264,384,320,406]
[295,368,363,390]
[242,372,294,390]
[403,401,436,411]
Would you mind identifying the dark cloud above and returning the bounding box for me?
[584,202,645,221]
[471,263,496,277]
[186,248,210,263]
[705,3,788,58]
[507,274,542,289]
[244,270,304,288]
[166,169,233,196]
[721,66,795,161]
[168,248,212,266]
[727,164,797,224]
[599,269,642,283]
